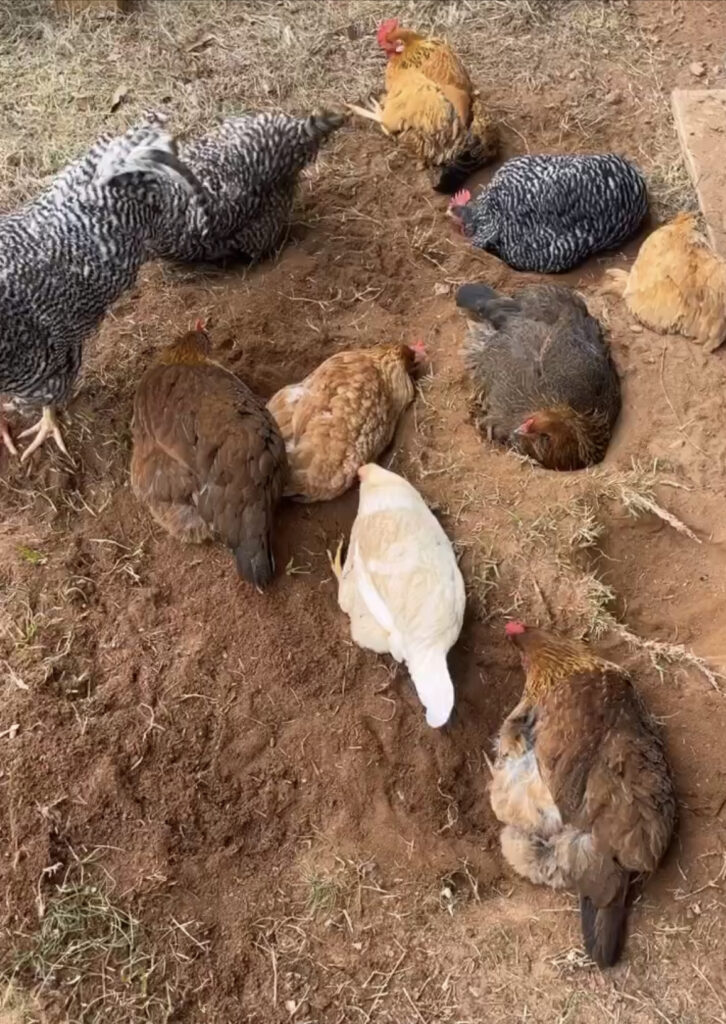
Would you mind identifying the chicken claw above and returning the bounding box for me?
[345,98,385,126]
[328,537,345,581]
[19,406,70,462]
[0,415,18,457]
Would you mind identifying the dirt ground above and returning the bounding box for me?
[2,1,726,1022]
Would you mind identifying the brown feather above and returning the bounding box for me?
[267,344,417,502]
[130,329,287,587]
[491,626,675,966]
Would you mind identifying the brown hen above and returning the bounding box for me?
[266,342,423,502]
[605,212,726,352]
[130,324,287,588]
[489,622,675,967]
[457,283,621,471]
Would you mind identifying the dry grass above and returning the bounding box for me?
[0,3,719,1023]
[0,857,184,1024]
[0,0,694,215]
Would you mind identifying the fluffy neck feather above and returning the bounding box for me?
[514,630,608,701]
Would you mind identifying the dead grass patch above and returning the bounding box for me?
[0,0,695,216]
[0,856,194,1024]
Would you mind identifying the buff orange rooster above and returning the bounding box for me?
[347,19,497,193]
[604,212,726,352]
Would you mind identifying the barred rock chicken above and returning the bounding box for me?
[332,464,465,728]
[147,110,346,264]
[604,212,726,352]
[448,154,647,272]
[457,282,621,470]
[490,622,675,967]
[130,324,287,589]
[267,341,424,502]
[346,19,497,193]
[0,121,198,459]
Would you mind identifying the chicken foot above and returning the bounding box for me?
[328,537,346,581]
[19,406,70,462]
[345,99,391,134]
[0,413,18,456]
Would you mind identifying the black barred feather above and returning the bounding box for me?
[0,118,197,413]
[149,110,346,263]
[456,153,647,273]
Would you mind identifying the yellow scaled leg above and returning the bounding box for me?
[19,406,70,462]
[0,414,18,456]
[327,537,345,581]
[346,97,384,123]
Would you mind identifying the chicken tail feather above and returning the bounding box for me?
[501,825,630,967]
[406,647,455,728]
[235,537,275,590]
[434,98,499,194]
[96,131,201,195]
[557,828,630,968]
[580,876,629,969]
[455,282,499,317]
[306,109,349,140]
[435,144,489,194]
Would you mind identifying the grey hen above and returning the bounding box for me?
[148,110,346,263]
[449,154,647,273]
[457,282,621,470]
[0,120,198,459]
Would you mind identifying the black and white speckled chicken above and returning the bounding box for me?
[448,154,647,273]
[0,120,198,459]
[147,110,347,264]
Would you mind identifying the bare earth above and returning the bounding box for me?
[2,2,726,1023]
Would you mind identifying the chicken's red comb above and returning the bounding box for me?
[376,17,399,45]
[194,318,206,332]
[409,339,427,354]
[449,188,471,209]
[515,416,535,435]
[505,620,527,636]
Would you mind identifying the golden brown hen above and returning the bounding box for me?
[266,341,423,502]
[605,212,726,352]
[130,323,287,588]
[347,19,497,193]
[489,622,675,967]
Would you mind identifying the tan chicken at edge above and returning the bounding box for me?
[605,212,726,352]
[130,323,287,589]
[267,341,424,502]
[346,19,498,193]
[489,622,675,968]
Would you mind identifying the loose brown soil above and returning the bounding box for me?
[2,2,726,1023]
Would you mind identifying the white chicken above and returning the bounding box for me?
[332,463,465,727]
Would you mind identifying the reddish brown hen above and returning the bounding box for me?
[489,622,675,967]
[266,342,423,502]
[130,323,287,588]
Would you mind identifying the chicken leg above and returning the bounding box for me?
[345,99,391,135]
[19,406,70,462]
[0,414,18,456]
[328,537,345,581]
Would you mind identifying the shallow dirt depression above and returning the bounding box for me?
[2,2,726,1023]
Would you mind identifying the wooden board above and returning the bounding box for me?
[672,89,726,256]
